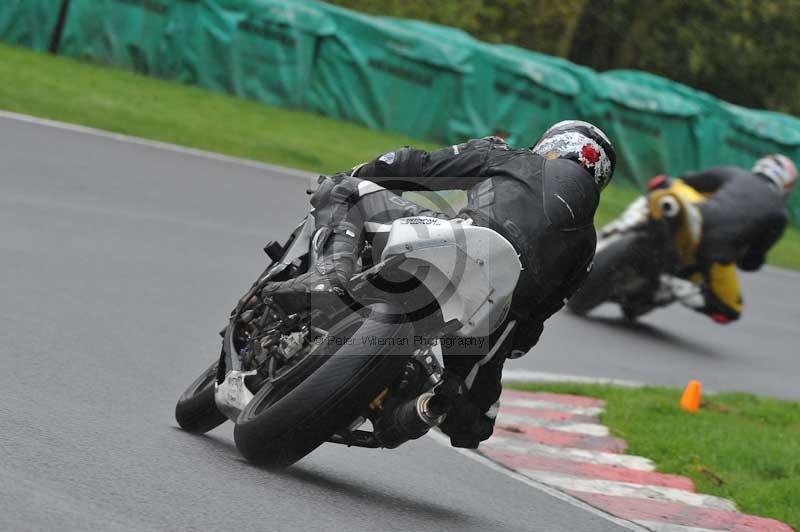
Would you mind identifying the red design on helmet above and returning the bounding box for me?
[581,144,600,166]
[775,155,798,189]
[752,154,799,197]
[532,120,617,190]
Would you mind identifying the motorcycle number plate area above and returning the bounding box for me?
[380,217,521,337]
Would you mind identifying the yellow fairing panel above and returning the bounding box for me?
[648,180,705,266]
[708,263,743,314]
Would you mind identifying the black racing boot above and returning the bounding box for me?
[436,370,496,449]
[261,223,361,312]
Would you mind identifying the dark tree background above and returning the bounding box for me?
[329,0,800,116]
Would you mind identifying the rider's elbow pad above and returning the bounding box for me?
[356,148,425,186]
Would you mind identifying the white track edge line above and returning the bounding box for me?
[501,371,722,397]
[495,413,611,436]
[518,472,737,511]
[0,110,316,180]
[427,431,651,532]
[500,398,605,416]
[634,521,726,532]
[502,369,647,387]
[483,437,656,471]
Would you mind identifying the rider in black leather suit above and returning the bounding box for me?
[682,157,794,272]
[266,121,617,448]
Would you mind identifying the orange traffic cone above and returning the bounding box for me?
[680,380,702,413]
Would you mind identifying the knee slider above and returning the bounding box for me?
[332,221,360,239]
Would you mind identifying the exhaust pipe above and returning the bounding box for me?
[379,392,448,448]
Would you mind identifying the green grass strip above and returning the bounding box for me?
[509,382,800,529]
[0,43,437,173]
[1,43,798,268]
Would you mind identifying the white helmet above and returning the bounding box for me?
[752,154,798,197]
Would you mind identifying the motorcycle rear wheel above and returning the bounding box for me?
[233,302,412,468]
[175,361,227,434]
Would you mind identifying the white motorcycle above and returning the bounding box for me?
[175,191,520,468]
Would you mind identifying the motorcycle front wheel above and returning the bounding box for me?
[175,360,228,434]
[233,302,413,468]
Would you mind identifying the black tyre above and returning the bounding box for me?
[233,302,412,468]
[568,233,643,316]
[175,361,227,434]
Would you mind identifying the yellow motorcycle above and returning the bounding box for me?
[568,178,715,319]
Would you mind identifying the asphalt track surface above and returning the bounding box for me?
[0,116,639,532]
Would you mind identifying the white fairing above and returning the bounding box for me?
[599,195,648,239]
[215,370,256,421]
[381,217,522,337]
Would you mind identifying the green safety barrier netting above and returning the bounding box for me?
[603,70,726,169]
[466,44,585,147]
[0,0,61,51]
[580,72,706,187]
[157,0,213,88]
[228,0,334,107]
[306,3,477,143]
[59,0,173,75]
[711,103,800,167]
[606,71,800,221]
[160,0,335,107]
[386,18,482,144]
[59,0,334,107]
[604,70,718,106]
[712,103,800,222]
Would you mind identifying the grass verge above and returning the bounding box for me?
[1,43,799,268]
[0,43,438,174]
[509,382,800,530]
